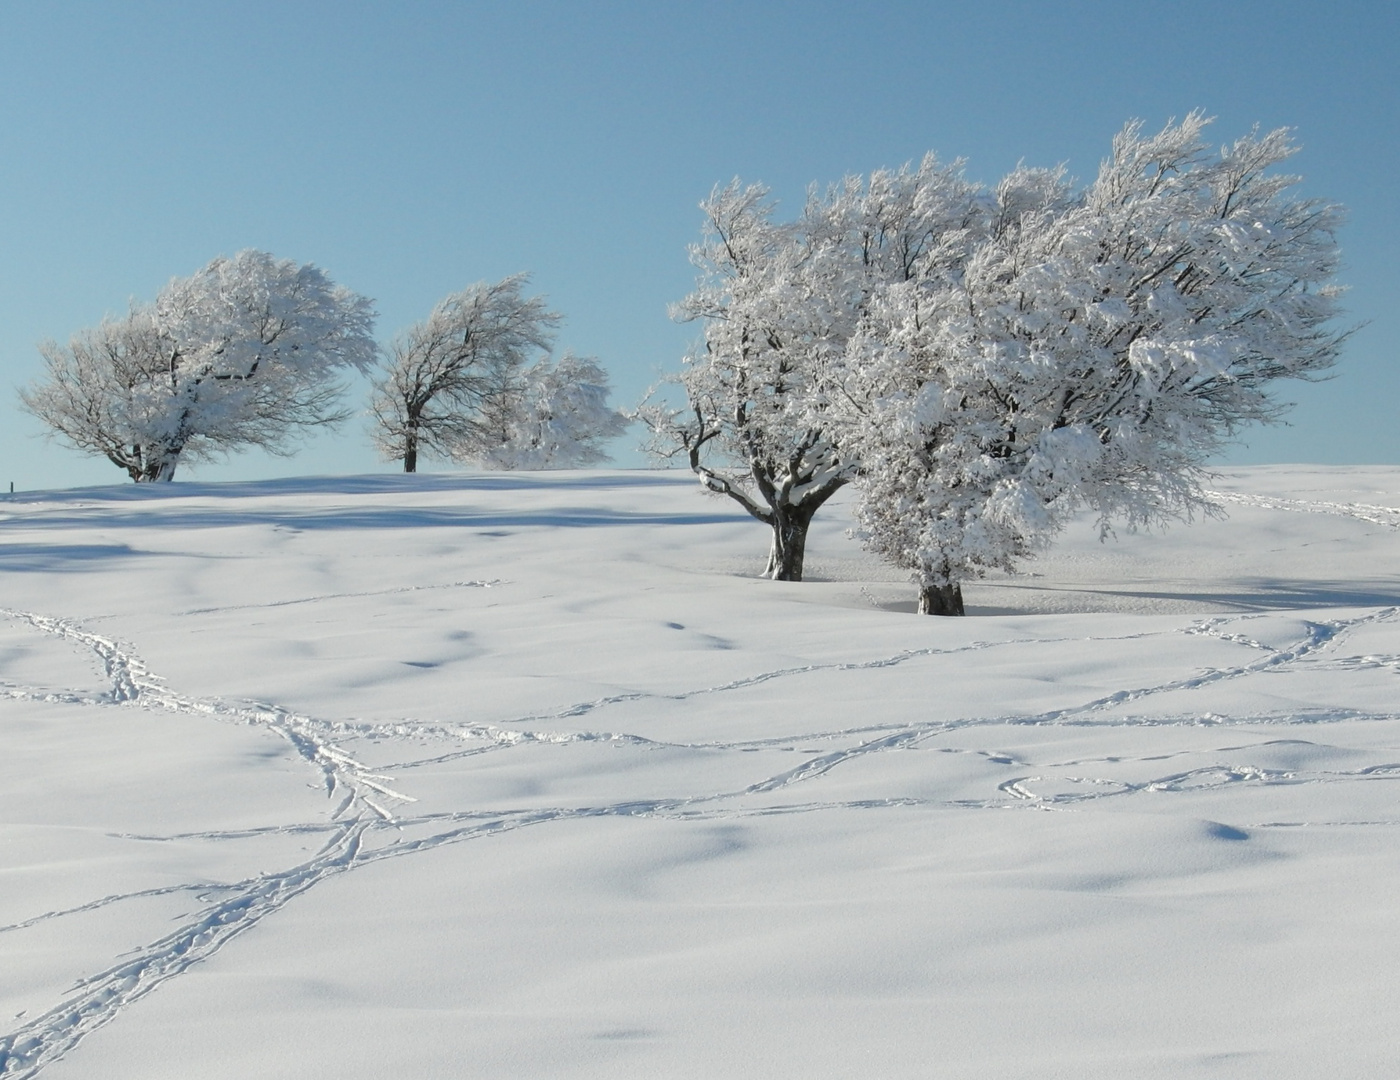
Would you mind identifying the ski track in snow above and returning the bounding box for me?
[1204,489,1400,530]
[2,597,1400,1076]
[176,579,504,616]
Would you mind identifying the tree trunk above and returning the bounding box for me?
[152,414,191,482]
[131,449,171,482]
[764,508,813,581]
[917,581,965,616]
[402,422,419,472]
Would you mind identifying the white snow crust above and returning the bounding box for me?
[3,466,1399,1078]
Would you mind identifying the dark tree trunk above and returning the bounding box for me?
[917,581,965,616]
[150,411,192,482]
[128,447,174,482]
[765,505,815,581]
[766,520,806,580]
[404,444,418,473]
[683,435,847,586]
[116,444,154,482]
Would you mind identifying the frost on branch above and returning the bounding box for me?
[647,158,990,582]
[478,352,629,469]
[21,250,378,482]
[656,116,1347,611]
[641,180,861,581]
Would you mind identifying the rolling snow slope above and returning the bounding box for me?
[2,467,1399,1079]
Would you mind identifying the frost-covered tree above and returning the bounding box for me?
[479,352,628,469]
[642,182,858,581]
[21,251,378,482]
[834,115,1348,613]
[645,161,986,581]
[369,275,560,472]
[23,309,175,482]
[656,117,1346,611]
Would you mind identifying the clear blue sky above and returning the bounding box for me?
[2,0,1394,491]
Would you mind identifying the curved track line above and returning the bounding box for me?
[2,603,1397,1077]
[1205,489,1400,529]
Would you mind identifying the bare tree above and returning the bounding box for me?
[369,275,559,472]
[651,117,1347,613]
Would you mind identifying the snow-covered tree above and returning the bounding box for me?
[834,116,1348,613]
[369,275,560,472]
[21,251,378,482]
[479,352,628,469]
[646,160,986,581]
[642,182,858,581]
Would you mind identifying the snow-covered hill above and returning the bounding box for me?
[3,467,1399,1078]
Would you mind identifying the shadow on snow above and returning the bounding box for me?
[4,470,696,504]
[0,471,747,549]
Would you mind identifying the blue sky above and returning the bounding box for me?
[1,0,1394,491]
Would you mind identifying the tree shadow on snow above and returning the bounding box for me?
[6,471,693,505]
[0,543,155,574]
[1,473,746,535]
[957,578,1400,616]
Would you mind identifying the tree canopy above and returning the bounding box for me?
[370,275,626,471]
[654,115,1348,611]
[22,250,378,482]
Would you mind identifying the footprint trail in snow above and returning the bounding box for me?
[3,472,1400,1078]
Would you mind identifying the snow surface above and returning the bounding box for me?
[3,466,1399,1079]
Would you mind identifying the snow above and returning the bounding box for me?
[3,466,1399,1078]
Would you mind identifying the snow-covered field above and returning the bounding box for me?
[3,465,1399,1079]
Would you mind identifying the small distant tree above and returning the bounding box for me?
[368,275,559,472]
[480,352,628,469]
[20,251,377,482]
